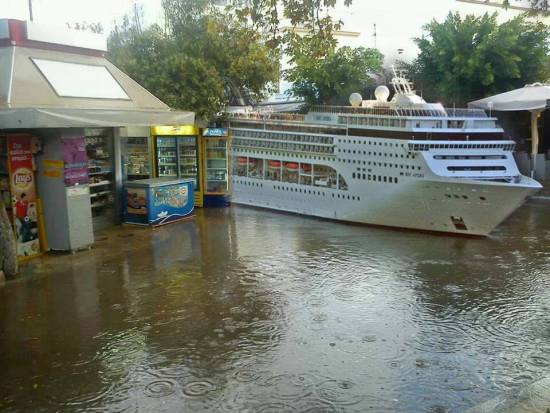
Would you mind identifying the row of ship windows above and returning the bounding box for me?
[235,180,354,201]
[234,161,348,191]
[339,139,406,147]
[265,124,344,135]
[352,173,399,184]
[273,186,327,196]
[235,180,264,188]
[233,139,334,154]
[409,143,515,151]
[339,148,414,159]
[448,166,506,172]
[271,185,362,201]
[338,116,408,128]
[341,158,422,170]
[237,179,372,201]
[235,180,487,202]
[233,148,332,162]
[230,122,345,136]
[234,129,334,144]
[434,155,507,160]
[445,193,487,201]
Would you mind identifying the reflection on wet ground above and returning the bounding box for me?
[1,200,550,412]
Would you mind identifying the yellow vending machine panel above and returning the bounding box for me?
[201,128,231,207]
[151,125,203,207]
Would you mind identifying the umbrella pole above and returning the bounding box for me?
[530,110,541,178]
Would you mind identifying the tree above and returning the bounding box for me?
[109,23,226,120]
[228,0,353,49]
[529,0,550,13]
[0,202,17,278]
[108,0,361,117]
[108,2,279,121]
[286,45,383,105]
[228,0,380,106]
[503,0,549,15]
[409,12,550,106]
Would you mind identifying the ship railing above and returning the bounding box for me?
[444,108,488,118]
[310,105,401,116]
[227,112,305,122]
[310,105,488,118]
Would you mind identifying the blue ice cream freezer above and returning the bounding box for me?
[124,178,194,226]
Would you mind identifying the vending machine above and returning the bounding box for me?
[151,125,203,207]
[201,128,231,206]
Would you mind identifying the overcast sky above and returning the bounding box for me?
[2,0,163,33]
[1,0,538,58]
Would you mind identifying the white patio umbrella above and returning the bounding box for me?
[469,83,550,176]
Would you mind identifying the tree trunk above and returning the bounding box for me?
[0,201,18,277]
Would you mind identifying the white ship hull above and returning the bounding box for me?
[231,175,539,236]
[228,76,542,236]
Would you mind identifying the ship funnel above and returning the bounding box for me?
[375,85,390,102]
[349,93,362,107]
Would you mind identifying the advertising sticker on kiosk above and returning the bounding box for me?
[151,185,190,225]
[7,135,40,258]
[63,137,89,186]
[127,188,148,215]
[203,128,228,137]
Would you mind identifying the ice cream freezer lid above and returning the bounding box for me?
[124,178,195,188]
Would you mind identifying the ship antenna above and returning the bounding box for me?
[391,65,413,95]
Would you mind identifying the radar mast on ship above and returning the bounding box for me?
[391,65,414,95]
[390,65,426,106]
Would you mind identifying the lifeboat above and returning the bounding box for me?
[268,160,281,169]
[285,162,299,171]
[300,163,312,173]
[237,156,248,165]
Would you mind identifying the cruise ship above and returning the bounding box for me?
[227,71,542,236]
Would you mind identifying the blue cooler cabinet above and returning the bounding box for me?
[124,178,194,226]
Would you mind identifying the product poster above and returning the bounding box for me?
[63,137,89,186]
[149,184,192,226]
[203,128,228,137]
[42,159,64,179]
[153,186,188,209]
[127,188,148,215]
[7,135,40,257]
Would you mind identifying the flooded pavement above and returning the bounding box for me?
[465,376,550,413]
[1,199,550,413]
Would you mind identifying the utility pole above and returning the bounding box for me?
[373,24,377,49]
[133,2,142,34]
[28,0,34,21]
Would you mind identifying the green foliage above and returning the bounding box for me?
[228,0,353,49]
[503,0,550,15]
[530,0,550,13]
[286,45,383,105]
[409,12,550,106]
[107,2,279,121]
[108,0,362,117]
[230,0,375,106]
